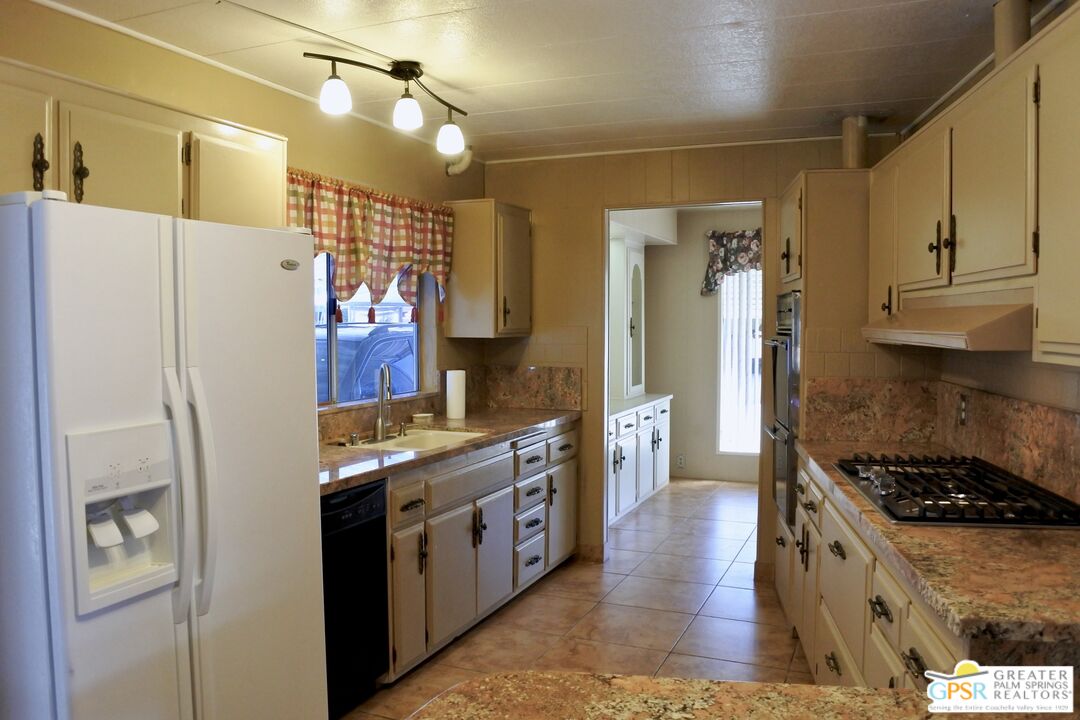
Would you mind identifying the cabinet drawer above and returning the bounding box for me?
[514,503,546,543]
[870,564,907,652]
[805,476,825,525]
[616,413,638,437]
[390,482,426,526]
[514,532,546,589]
[899,605,957,689]
[814,600,864,687]
[607,420,617,442]
[514,442,548,477]
[864,624,908,689]
[819,503,874,669]
[654,399,671,422]
[547,430,578,464]
[514,473,547,511]
[427,451,514,512]
[636,407,656,428]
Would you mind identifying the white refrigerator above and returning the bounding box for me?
[0,192,328,720]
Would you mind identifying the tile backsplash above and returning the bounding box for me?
[485,365,583,411]
[802,378,937,444]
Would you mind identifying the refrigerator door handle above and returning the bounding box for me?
[188,367,220,617]
[164,368,198,624]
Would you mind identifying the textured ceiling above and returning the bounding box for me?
[53,0,1011,161]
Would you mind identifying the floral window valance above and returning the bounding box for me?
[700,227,763,296]
[286,168,453,308]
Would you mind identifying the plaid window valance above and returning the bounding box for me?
[286,168,453,308]
[701,227,763,296]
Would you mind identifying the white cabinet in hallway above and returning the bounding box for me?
[607,395,673,524]
[636,426,655,498]
[614,437,638,516]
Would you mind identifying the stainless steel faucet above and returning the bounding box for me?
[373,363,393,441]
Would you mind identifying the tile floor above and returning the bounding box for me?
[350,479,812,720]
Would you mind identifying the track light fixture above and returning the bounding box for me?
[304,52,468,155]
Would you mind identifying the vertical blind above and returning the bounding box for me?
[717,268,763,453]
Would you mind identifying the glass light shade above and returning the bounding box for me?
[436,119,466,155]
[392,92,424,130]
[319,75,352,115]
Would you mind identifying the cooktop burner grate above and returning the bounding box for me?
[834,454,1080,527]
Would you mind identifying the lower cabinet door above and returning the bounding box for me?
[476,486,514,616]
[547,459,578,565]
[654,421,670,490]
[391,523,427,674]
[636,428,655,499]
[814,600,864,687]
[819,503,873,668]
[773,511,795,620]
[900,605,958,690]
[864,624,907,689]
[616,438,638,514]
[425,505,478,649]
[800,512,821,665]
[607,442,619,523]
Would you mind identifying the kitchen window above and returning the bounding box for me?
[314,252,419,405]
[717,267,763,453]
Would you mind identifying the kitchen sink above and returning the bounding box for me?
[364,429,485,452]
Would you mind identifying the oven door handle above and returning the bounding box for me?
[763,425,783,441]
[764,339,783,347]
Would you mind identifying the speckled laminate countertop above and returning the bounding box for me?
[406,671,939,719]
[797,440,1080,651]
[319,409,580,495]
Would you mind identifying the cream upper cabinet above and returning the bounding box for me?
[58,103,182,216]
[867,161,898,322]
[779,178,803,283]
[188,129,286,228]
[0,83,52,195]
[895,124,950,290]
[1035,14,1080,366]
[444,199,532,338]
[950,63,1037,285]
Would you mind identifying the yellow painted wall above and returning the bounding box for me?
[484,136,898,558]
[0,0,484,202]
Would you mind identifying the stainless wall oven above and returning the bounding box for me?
[765,291,800,527]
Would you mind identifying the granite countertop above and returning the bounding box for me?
[319,409,581,495]
[797,440,1080,645]
[407,671,937,719]
[609,393,673,417]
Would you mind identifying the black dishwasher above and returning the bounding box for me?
[321,480,388,719]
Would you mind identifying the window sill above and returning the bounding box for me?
[317,390,440,416]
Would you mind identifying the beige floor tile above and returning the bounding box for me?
[695,504,761,522]
[532,637,667,676]
[673,616,797,669]
[357,663,482,719]
[600,548,651,574]
[531,562,626,601]
[698,585,787,627]
[487,592,597,635]
[630,553,731,585]
[789,645,812,675]
[718,561,763,589]
[607,528,668,552]
[786,671,815,685]
[611,511,683,535]
[656,653,788,683]
[671,518,756,540]
[435,624,562,673]
[735,539,758,563]
[602,575,714,614]
[654,534,745,561]
[568,603,693,652]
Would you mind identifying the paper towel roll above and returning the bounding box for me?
[446,370,466,419]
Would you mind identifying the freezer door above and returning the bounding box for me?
[179,219,327,719]
[29,201,186,720]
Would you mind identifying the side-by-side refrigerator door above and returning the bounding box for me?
[30,200,193,720]
[178,218,327,720]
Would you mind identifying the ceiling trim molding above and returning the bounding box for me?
[28,0,452,151]
[484,132,899,165]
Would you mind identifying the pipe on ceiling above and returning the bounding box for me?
[841,115,868,169]
[994,0,1032,66]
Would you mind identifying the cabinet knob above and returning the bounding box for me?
[795,483,806,496]
[868,595,894,624]
[824,652,841,676]
[901,647,928,677]
[802,500,817,513]
[775,536,786,547]
[827,540,846,560]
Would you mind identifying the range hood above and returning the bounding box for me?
[862,304,1033,351]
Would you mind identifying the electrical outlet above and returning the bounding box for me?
[676,454,686,469]
[106,462,121,479]
[959,394,968,426]
[136,456,152,478]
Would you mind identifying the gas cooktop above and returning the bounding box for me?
[834,454,1080,528]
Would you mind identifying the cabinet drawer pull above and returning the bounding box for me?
[775,536,786,547]
[660,408,668,414]
[795,483,806,496]
[802,500,817,513]
[525,555,542,567]
[827,540,846,560]
[526,486,543,497]
[643,415,652,421]
[558,443,574,452]
[525,455,544,464]
[399,498,425,513]
[623,422,634,429]
[525,518,542,529]
[868,595,894,624]
[901,647,928,677]
[824,651,841,676]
